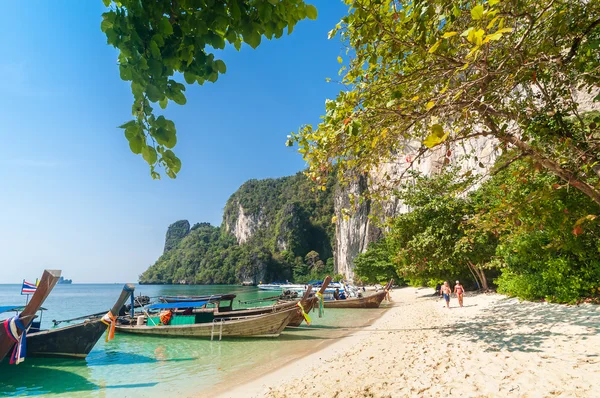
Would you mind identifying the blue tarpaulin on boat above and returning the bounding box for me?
[146,301,209,310]
[0,305,47,314]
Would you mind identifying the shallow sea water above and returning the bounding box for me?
[0,284,387,397]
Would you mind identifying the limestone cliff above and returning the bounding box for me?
[334,136,499,280]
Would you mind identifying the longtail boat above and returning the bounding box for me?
[116,302,298,338]
[287,276,332,327]
[21,283,135,359]
[149,276,332,327]
[0,269,62,363]
[323,280,393,309]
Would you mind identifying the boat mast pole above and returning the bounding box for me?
[130,294,135,318]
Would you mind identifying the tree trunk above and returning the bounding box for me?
[466,261,483,291]
[475,267,489,291]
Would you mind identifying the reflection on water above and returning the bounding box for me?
[0,284,387,397]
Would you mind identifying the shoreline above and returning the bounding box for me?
[217,287,600,398]
[206,303,390,398]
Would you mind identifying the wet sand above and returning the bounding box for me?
[218,287,600,398]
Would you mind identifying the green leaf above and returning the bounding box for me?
[153,126,176,148]
[306,5,318,20]
[428,40,442,53]
[471,5,484,20]
[146,84,163,102]
[442,32,458,38]
[215,60,227,74]
[483,32,503,43]
[100,19,112,33]
[171,90,187,105]
[142,145,158,165]
[159,97,168,110]
[119,120,136,129]
[423,124,449,148]
[119,65,132,80]
[150,40,161,59]
[131,82,144,98]
[183,71,196,84]
[102,0,111,7]
[337,56,343,63]
[128,134,144,154]
[489,0,501,5]
[243,30,261,49]
[163,149,181,173]
[159,17,173,36]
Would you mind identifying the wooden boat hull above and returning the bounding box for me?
[26,320,106,359]
[115,307,298,338]
[213,300,297,319]
[323,290,387,309]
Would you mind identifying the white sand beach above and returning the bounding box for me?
[219,287,600,398]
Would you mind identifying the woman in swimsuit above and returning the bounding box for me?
[454,280,465,307]
[440,281,452,308]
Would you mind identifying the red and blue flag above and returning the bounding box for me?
[21,280,37,295]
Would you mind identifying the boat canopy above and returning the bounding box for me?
[0,305,47,314]
[146,301,209,310]
[161,294,236,301]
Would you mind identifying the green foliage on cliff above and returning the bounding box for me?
[163,220,190,253]
[139,172,336,284]
[224,171,336,258]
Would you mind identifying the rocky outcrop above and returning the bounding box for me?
[333,136,499,280]
[163,220,190,253]
[224,203,268,244]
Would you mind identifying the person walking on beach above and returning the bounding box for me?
[454,280,465,307]
[440,281,452,308]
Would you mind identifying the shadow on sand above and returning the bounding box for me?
[440,297,600,353]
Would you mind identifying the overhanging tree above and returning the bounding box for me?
[101,0,317,178]
[290,0,600,204]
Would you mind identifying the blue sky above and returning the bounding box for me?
[0,1,348,283]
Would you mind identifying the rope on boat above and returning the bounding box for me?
[100,311,117,342]
[52,310,106,326]
[316,292,325,318]
[4,317,27,365]
[296,302,311,326]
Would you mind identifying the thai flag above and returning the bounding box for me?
[21,280,37,295]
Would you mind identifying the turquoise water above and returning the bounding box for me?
[0,284,386,397]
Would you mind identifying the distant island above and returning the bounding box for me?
[57,277,72,284]
[139,171,337,285]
